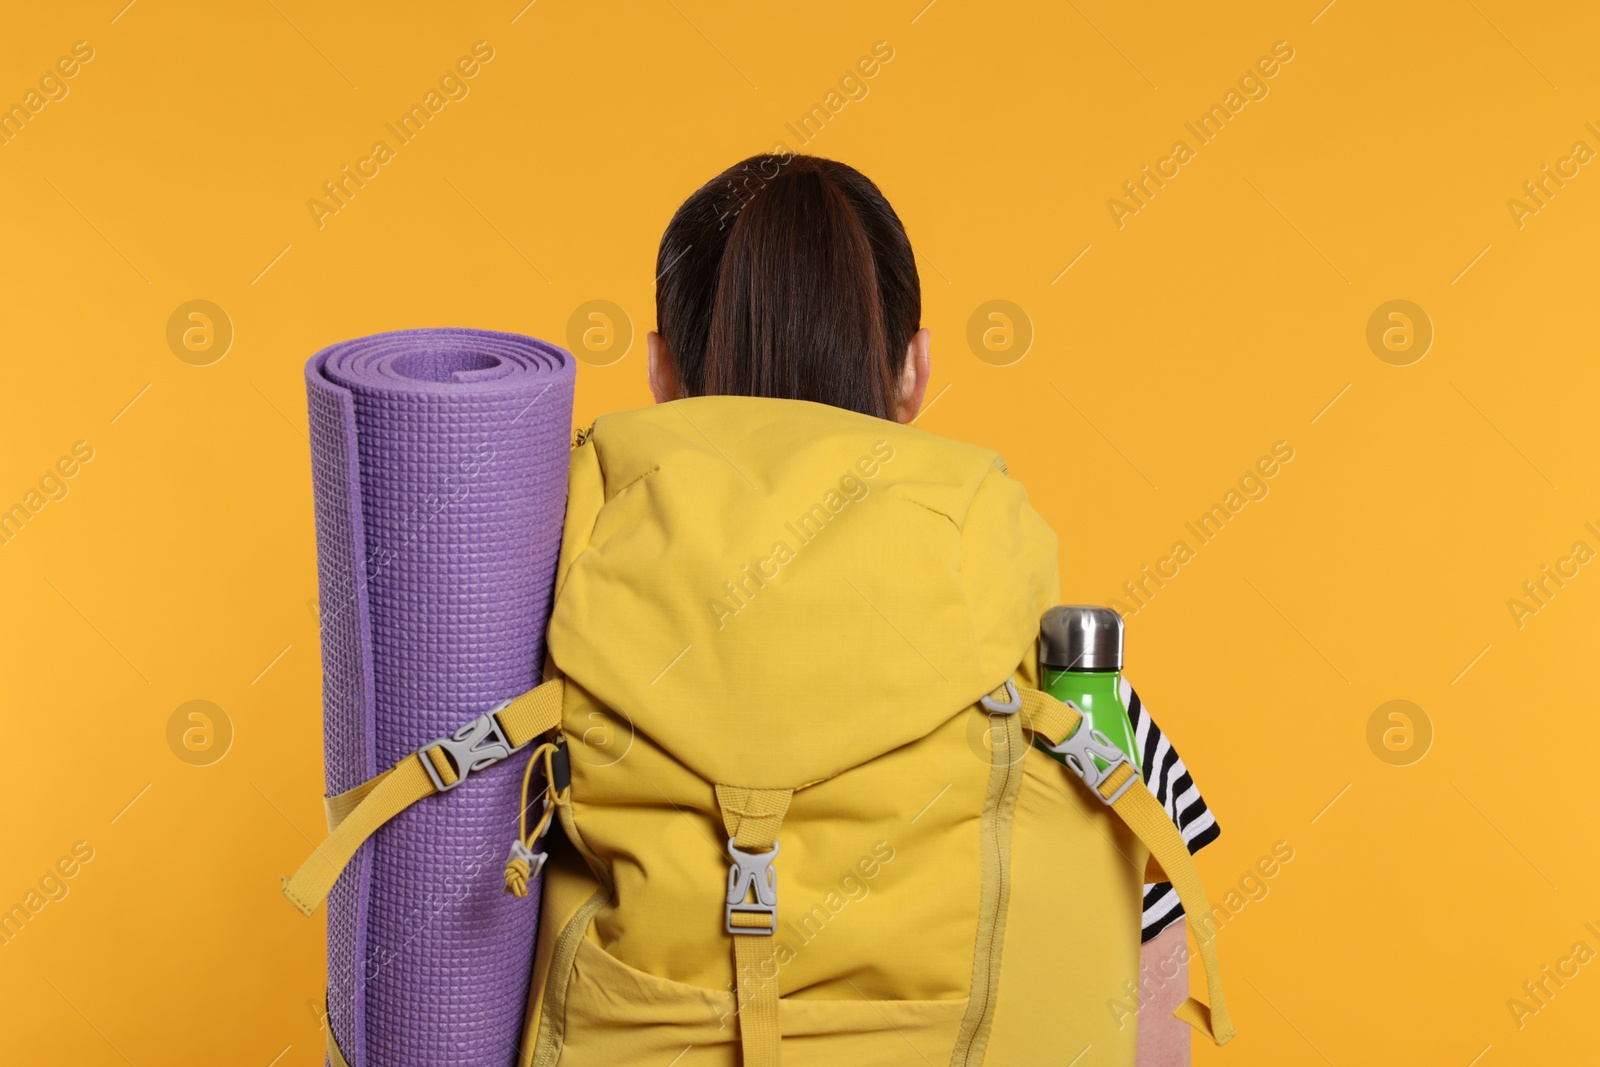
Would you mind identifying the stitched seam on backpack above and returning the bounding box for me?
[607,465,660,500]
[527,683,617,1067]
[948,706,1024,1066]
[528,882,610,1067]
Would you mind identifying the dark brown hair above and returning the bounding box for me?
[654,154,921,420]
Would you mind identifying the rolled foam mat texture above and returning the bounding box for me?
[305,328,575,1067]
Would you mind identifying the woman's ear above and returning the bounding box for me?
[895,327,932,423]
[647,331,680,404]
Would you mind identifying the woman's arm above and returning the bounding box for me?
[1136,917,1190,1067]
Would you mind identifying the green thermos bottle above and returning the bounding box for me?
[1038,606,1141,782]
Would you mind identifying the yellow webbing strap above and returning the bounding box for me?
[327,1010,352,1067]
[1018,686,1236,1045]
[1017,686,1077,750]
[283,752,437,916]
[1104,760,1234,1043]
[282,678,564,916]
[323,774,380,831]
[715,784,793,1067]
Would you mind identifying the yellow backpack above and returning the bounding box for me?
[287,396,1234,1067]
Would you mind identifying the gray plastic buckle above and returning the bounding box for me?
[725,838,779,935]
[507,839,548,882]
[419,699,523,793]
[979,679,1021,715]
[1049,712,1137,805]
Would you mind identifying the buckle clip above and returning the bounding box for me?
[1048,711,1137,805]
[507,839,549,882]
[419,699,524,792]
[979,679,1021,715]
[725,838,779,935]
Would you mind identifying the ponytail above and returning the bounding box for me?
[655,155,921,421]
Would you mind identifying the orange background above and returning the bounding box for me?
[2,1,1597,1064]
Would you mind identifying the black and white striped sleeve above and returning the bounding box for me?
[1123,678,1221,943]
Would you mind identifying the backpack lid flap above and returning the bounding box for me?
[547,396,1060,789]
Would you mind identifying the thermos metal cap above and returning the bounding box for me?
[1039,605,1123,671]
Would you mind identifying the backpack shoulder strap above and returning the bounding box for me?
[1015,684,1236,1046]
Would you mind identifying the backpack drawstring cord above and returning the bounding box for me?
[505,741,566,897]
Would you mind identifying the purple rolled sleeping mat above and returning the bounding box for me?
[305,328,575,1067]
